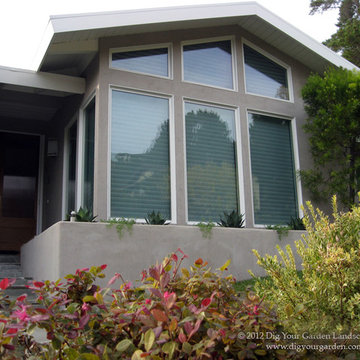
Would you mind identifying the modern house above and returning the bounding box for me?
[0,2,357,281]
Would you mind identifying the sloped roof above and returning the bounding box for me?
[35,1,357,76]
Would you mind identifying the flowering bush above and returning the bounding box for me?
[0,250,297,359]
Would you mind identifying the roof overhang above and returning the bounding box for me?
[0,66,85,123]
[0,66,85,95]
[34,1,358,76]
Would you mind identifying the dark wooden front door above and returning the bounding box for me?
[0,132,40,251]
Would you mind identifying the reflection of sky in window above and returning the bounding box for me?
[112,48,168,77]
[244,45,289,100]
[112,91,169,154]
[183,41,233,89]
[185,102,235,140]
[245,65,287,99]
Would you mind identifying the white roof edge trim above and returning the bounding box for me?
[0,66,85,94]
[32,19,56,71]
[48,2,259,32]
[38,1,358,71]
[252,3,358,71]
[49,1,257,21]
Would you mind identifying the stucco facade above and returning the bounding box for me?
[21,222,305,284]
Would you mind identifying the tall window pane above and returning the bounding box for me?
[66,121,77,215]
[111,47,169,77]
[244,44,289,100]
[185,102,238,222]
[83,99,95,212]
[248,113,297,225]
[183,40,234,89]
[111,90,170,219]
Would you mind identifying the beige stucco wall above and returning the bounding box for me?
[91,24,314,226]
[21,222,60,281]
[21,222,304,286]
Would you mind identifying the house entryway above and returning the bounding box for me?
[0,132,40,251]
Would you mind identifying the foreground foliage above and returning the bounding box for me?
[0,250,297,359]
[253,196,360,343]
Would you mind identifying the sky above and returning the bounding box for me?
[0,0,339,70]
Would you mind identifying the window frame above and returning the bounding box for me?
[62,116,79,219]
[108,86,177,223]
[77,93,96,212]
[246,109,303,227]
[183,98,245,225]
[181,36,238,91]
[242,39,294,103]
[109,43,173,80]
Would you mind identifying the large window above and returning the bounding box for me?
[243,44,290,100]
[65,121,77,215]
[111,90,171,219]
[248,112,298,225]
[83,99,95,212]
[111,45,170,78]
[185,102,238,222]
[183,39,234,89]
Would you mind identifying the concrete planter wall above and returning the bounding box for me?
[21,222,305,285]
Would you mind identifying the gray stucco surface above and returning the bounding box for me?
[21,222,304,286]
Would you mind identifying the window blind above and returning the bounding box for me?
[185,102,238,222]
[244,45,289,100]
[248,113,297,225]
[111,90,170,219]
[112,47,169,77]
[183,40,233,89]
[66,122,77,214]
[83,99,95,212]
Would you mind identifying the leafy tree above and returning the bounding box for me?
[310,0,360,66]
[301,67,360,208]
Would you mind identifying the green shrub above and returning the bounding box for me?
[105,217,136,238]
[267,217,305,241]
[196,221,215,238]
[252,195,360,340]
[0,251,296,359]
[266,224,290,240]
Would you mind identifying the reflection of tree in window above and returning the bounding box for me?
[186,107,238,222]
[244,45,289,100]
[111,119,170,219]
[248,113,297,225]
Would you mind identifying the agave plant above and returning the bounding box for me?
[145,211,168,225]
[218,210,245,228]
[287,216,305,230]
[74,207,97,222]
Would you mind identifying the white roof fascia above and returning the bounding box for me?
[32,19,56,71]
[252,3,358,71]
[48,2,259,32]
[0,66,85,94]
[35,2,358,72]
